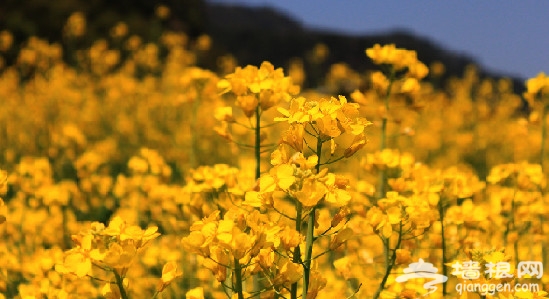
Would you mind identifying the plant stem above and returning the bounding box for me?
[252,106,263,298]
[303,206,315,298]
[62,205,71,250]
[303,137,323,298]
[114,270,130,299]
[234,257,245,299]
[438,199,448,296]
[290,202,303,299]
[255,106,261,180]
[373,221,403,299]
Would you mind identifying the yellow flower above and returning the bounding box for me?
[236,94,259,117]
[214,106,234,122]
[323,173,351,207]
[344,133,367,158]
[186,287,205,299]
[219,61,299,116]
[64,12,86,38]
[55,251,93,278]
[274,259,303,285]
[158,261,183,291]
[307,270,327,299]
[103,242,136,269]
[277,96,371,146]
[275,96,310,124]
[155,5,171,19]
[329,227,354,250]
[0,30,13,52]
[366,206,392,238]
[395,249,412,265]
[101,282,122,299]
[483,250,507,264]
[295,178,327,207]
[260,164,296,192]
[524,72,549,105]
[526,72,549,95]
[333,256,351,279]
[407,61,429,79]
[386,205,402,225]
[270,144,290,166]
[243,191,262,208]
[289,152,318,170]
[279,226,302,251]
[280,124,304,152]
[366,44,398,65]
[401,77,421,94]
[366,44,418,71]
[120,225,160,244]
[371,71,390,92]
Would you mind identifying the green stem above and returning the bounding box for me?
[62,205,71,250]
[373,221,403,299]
[303,206,315,298]
[255,106,261,180]
[438,199,448,296]
[290,202,303,299]
[234,257,245,299]
[114,270,130,299]
[253,105,262,298]
[303,137,323,298]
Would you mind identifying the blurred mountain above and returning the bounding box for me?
[0,0,207,42]
[0,0,524,91]
[205,3,524,92]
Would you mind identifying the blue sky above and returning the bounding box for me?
[208,0,549,80]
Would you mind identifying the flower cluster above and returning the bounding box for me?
[524,72,549,106]
[182,207,307,297]
[217,61,300,117]
[55,216,179,298]
[366,43,429,78]
[247,147,351,208]
[276,95,372,157]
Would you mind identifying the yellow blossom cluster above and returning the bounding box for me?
[524,72,549,106]
[366,43,429,96]
[276,95,372,157]
[249,149,350,208]
[217,61,300,117]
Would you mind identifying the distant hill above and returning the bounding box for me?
[205,3,524,92]
[0,0,525,92]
